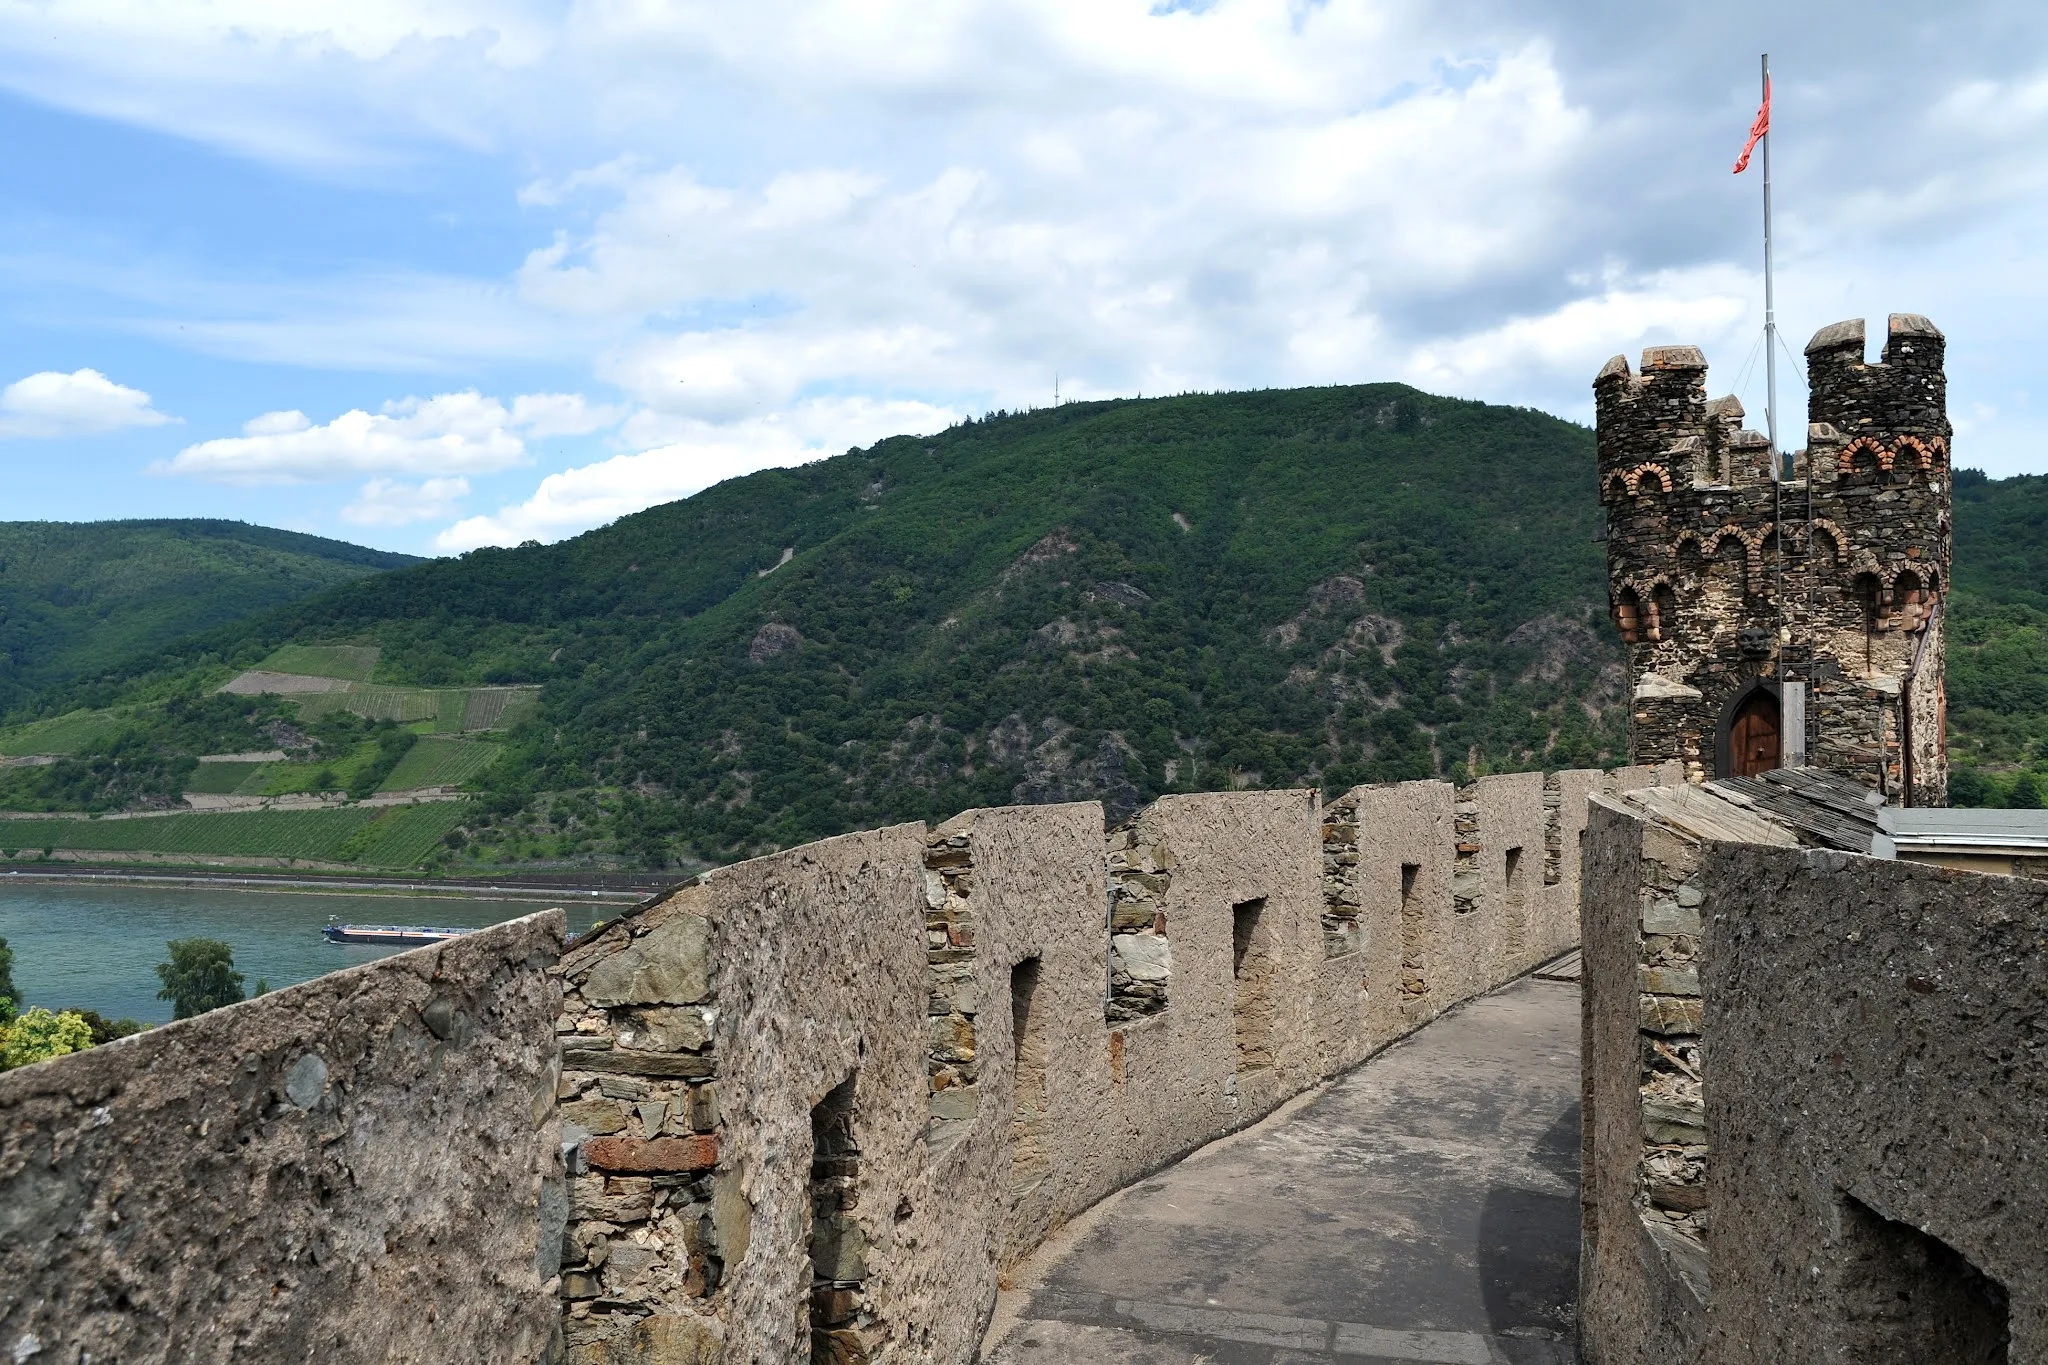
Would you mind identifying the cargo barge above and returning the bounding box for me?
[322,919,469,947]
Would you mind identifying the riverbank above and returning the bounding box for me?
[0,864,664,902]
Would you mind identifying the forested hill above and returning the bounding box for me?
[0,520,418,711]
[29,387,1627,863]
[21,389,2045,866]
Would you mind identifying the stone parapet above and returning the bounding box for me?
[1580,786,2048,1364]
[0,911,566,1365]
[556,772,1668,1362]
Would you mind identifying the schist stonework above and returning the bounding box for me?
[1596,313,1951,804]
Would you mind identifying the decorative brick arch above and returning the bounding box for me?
[1809,518,1851,567]
[1836,433,1950,476]
[1620,463,1673,495]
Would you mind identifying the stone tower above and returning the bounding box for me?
[1595,314,1951,804]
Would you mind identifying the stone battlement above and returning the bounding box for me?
[0,767,1678,1365]
[1596,315,1951,803]
[1580,785,2047,1363]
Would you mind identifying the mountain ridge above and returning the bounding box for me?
[5,385,2045,868]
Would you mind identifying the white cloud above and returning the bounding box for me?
[0,368,174,439]
[5,0,2048,535]
[437,396,956,550]
[159,389,616,485]
[510,392,624,438]
[341,476,471,527]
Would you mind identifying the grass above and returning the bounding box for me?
[255,643,380,681]
[0,801,471,868]
[182,761,266,794]
[0,710,120,756]
[379,736,501,791]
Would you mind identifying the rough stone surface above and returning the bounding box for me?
[1697,844,2046,1363]
[1597,315,1950,803]
[1582,791,2048,1365]
[550,772,1682,1363]
[0,911,566,1365]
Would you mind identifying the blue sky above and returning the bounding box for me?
[0,0,2043,555]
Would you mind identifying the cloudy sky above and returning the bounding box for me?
[0,1,2042,554]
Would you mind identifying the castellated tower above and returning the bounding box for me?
[1595,313,1951,804]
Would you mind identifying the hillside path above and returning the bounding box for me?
[982,976,1582,1365]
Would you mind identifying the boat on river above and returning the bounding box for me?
[322,918,470,947]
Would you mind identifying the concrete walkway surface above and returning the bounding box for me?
[983,976,1582,1365]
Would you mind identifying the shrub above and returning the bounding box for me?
[1,1007,94,1069]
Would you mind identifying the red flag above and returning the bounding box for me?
[1733,77,1771,174]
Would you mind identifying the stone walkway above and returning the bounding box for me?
[983,976,1582,1365]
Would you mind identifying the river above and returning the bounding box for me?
[0,877,613,1025]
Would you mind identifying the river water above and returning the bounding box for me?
[0,877,612,1024]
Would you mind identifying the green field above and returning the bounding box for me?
[0,801,470,868]
[255,643,380,681]
[183,761,266,794]
[379,737,501,791]
[0,710,120,757]
[462,688,541,732]
[285,685,538,734]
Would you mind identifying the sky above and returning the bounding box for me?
[0,1,2043,556]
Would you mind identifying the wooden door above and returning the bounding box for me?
[1729,691,1781,777]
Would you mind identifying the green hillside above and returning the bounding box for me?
[10,387,1628,866]
[0,519,418,711]
[9,387,2044,870]
[1944,469,2048,804]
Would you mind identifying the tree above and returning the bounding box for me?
[1,1007,94,1069]
[2010,771,2045,810]
[155,938,245,1019]
[63,1010,147,1045]
[1947,766,1990,808]
[0,934,16,1025]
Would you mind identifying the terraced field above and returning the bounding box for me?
[377,737,501,791]
[0,802,471,868]
[245,682,539,734]
[0,709,119,756]
[182,761,266,795]
[254,643,380,681]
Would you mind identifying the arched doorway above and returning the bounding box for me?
[1721,683,1782,778]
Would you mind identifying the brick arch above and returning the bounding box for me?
[1620,462,1673,495]
[1892,434,1946,474]
[1835,433,1950,476]
[1699,523,1773,595]
[1839,435,1889,475]
[1809,518,1850,567]
[1673,530,1705,572]
[1604,471,1632,501]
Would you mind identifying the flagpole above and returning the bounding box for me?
[1761,53,1779,476]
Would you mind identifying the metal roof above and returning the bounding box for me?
[1880,806,2048,853]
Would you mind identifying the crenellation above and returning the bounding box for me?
[1597,313,1951,804]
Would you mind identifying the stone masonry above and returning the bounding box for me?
[0,912,566,1365]
[1597,313,1951,803]
[1580,782,2048,1364]
[1,768,1678,1365]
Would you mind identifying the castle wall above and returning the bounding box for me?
[1581,792,2048,1365]
[0,767,1686,1365]
[553,772,1664,1363]
[0,911,566,1365]
[1596,315,1952,802]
